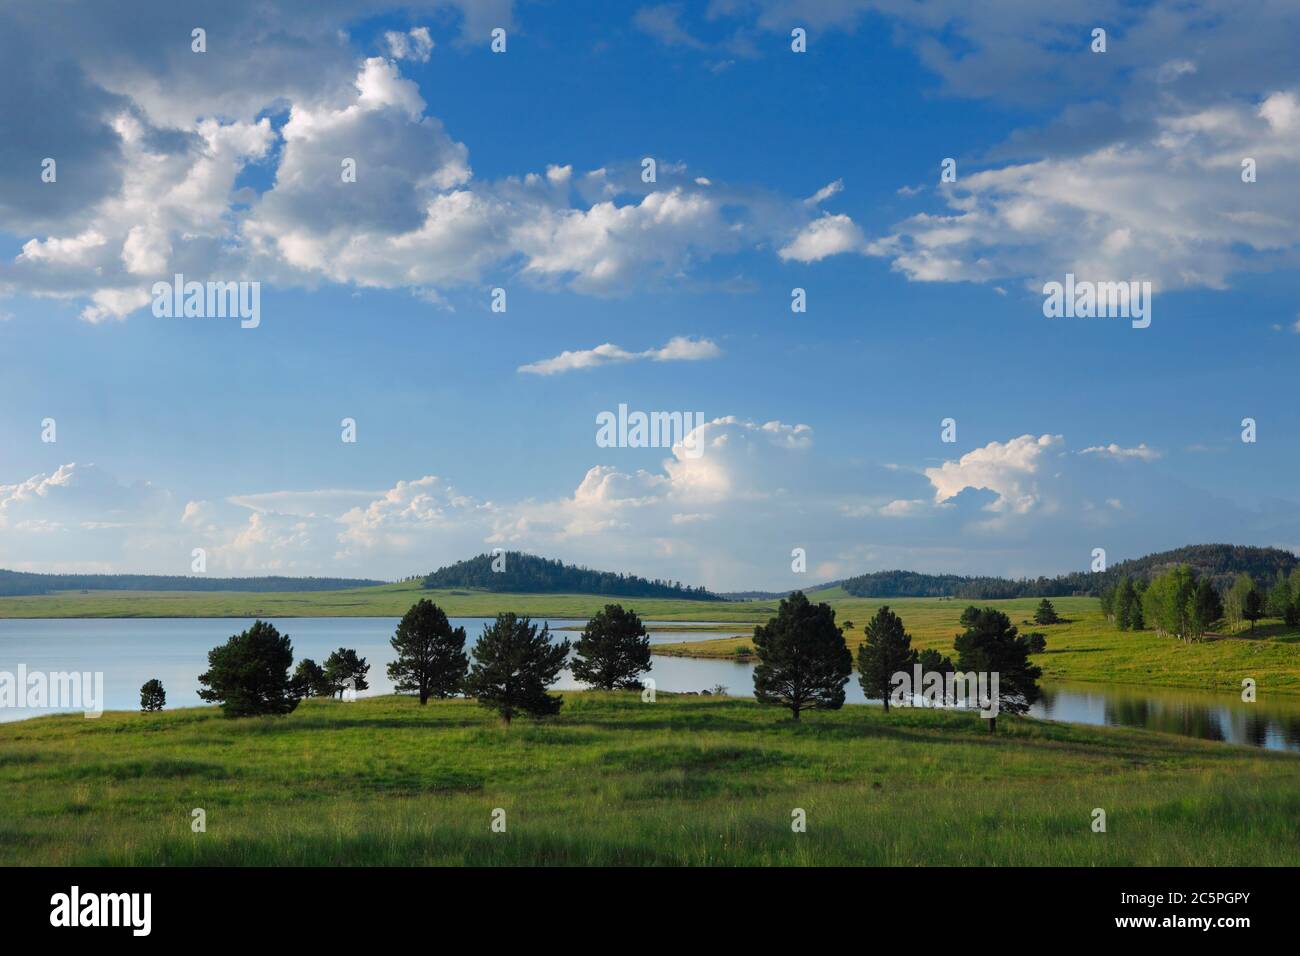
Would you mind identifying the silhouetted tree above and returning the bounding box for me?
[388,599,468,703]
[139,679,165,712]
[465,613,570,725]
[197,620,300,718]
[752,591,852,721]
[571,604,652,690]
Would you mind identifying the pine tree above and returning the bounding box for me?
[856,605,916,712]
[387,600,468,703]
[197,620,300,718]
[323,648,370,698]
[1187,580,1224,642]
[953,607,1042,733]
[571,604,652,690]
[1033,598,1060,625]
[139,679,166,712]
[291,658,329,698]
[465,613,571,724]
[1244,589,1265,633]
[1114,578,1138,630]
[751,591,852,721]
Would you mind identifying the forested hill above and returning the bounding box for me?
[422,552,725,601]
[839,545,1298,599]
[0,571,384,598]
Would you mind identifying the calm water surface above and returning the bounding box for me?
[2,617,1298,751]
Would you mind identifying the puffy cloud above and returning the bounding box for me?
[923,434,1063,514]
[870,92,1300,291]
[518,336,720,375]
[779,213,866,262]
[1,10,865,323]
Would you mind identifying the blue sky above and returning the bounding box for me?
[1,1,1298,589]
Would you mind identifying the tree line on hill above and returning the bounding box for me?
[838,544,1298,600]
[144,593,1042,736]
[421,552,723,601]
[0,569,382,598]
[1101,564,1300,640]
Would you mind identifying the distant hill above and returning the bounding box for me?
[422,552,725,601]
[839,545,1299,599]
[0,570,384,598]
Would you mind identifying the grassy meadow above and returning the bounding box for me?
[655,591,1300,696]
[2,692,1297,866]
[0,580,771,621]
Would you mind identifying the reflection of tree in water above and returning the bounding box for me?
[1105,695,1225,742]
[1282,713,1300,749]
[1037,685,1059,716]
[1028,684,1300,751]
[1103,694,1150,730]
[1243,711,1272,748]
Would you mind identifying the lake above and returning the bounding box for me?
[3,616,1299,751]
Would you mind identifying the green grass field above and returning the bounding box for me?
[2,692,1297,866]
[0,581,772,621]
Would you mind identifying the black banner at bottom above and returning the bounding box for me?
[0,865,1284,941]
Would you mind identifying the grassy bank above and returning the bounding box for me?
[0,581,772,621]
[2,693,1296,866]
[655,592,1300,696]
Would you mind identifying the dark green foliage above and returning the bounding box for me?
[856,605,916,712]
[1142,565,1198,641]
[291,658,329,698]
[839,544,1299,599]
[388,599,468,704]
[917,648,956,704]
[1024,632,1047,653]
[1244,589,1265,632]
[571,604,652,690]
[1115,577,1143,630]
[465,613,571,724]
[139,679,165,712]
[323,648,370,698]
[953,608,1042,733]
[422,552,722,601]
[959,605,980,627]
[1100,584,1116,621]
[1033,598,1060,625]
[196,620,300,718]
[918,648,954,674]
[1266,572,1293,618]
[1188,580,1224,641]
[751,591,852,721]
